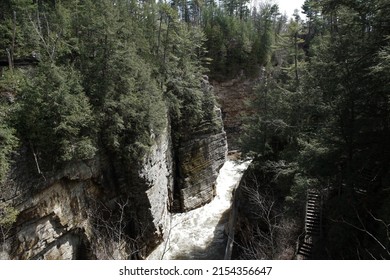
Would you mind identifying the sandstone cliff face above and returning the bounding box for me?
[3,126,173,260]
[176,126,227,212]
[171,97,228,212]
[212,78,254,150]
[11,170,98,260]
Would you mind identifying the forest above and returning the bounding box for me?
[1,0,390,259]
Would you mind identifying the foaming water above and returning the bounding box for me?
[147,160,251,260]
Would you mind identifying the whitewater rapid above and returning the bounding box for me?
[147,160,251,260]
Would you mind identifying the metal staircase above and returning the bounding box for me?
[297,190,322,259]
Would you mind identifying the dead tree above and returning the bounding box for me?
[235,171,298,260]
[87,197,144,260]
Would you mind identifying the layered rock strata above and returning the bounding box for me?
[2,126,173,260]
[176,127,227,211]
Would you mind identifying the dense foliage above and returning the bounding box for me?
[240,0,390,259]
[0,0,220,179]
[1,0,390,260]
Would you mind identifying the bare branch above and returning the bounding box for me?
[365,248,377,260]
[238,175,294,259]
[332,208,390,257]
[87,197,141,259]
[29,142,46,181]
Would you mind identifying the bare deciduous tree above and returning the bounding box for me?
[87,197,145,260]
[235,172,299,260]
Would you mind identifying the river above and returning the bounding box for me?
[147,160,251,260]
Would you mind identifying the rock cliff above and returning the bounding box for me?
[3,124,173,260]
[1,105,227,259]
[176,116,227,211]
[170,77,228,212]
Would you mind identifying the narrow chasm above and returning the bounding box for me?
[147,160,251,260]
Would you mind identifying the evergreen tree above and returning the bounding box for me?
[18,64,97,164]
[0,92,18,184]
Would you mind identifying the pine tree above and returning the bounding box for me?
[18,64,97,164]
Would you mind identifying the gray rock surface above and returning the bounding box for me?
[6,127,173,260]
[177,131,227,211]
[175,106,228,212]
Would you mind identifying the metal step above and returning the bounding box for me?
[298,252,311,259]
[299,243,312,251]
[306,225,321,231]
[307,216,320,220]
[307,202,320,207]
[306,221,321,227]
[297,190,323,259]
[300,242,312,248]
[306,226,320,231]
[298,248,311,256]
[306,213,320,218]
[298,246,312,254]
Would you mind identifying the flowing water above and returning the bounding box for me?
[147,160,251,260]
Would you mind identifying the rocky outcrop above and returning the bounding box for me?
[10,180,97,260]
[8,160,100,259]
[176,127,227,211]
[172,101,228,212]
[166,76,228,212]
[212,77,255,150]
[3,126,173,260]
[140,126,174,244]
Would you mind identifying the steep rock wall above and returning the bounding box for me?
[3,126,173,260]
[171,89,228,212]
[140,126,174,244]
[177,127,227,212]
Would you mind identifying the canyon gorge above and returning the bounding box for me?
[0,76,252,260]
